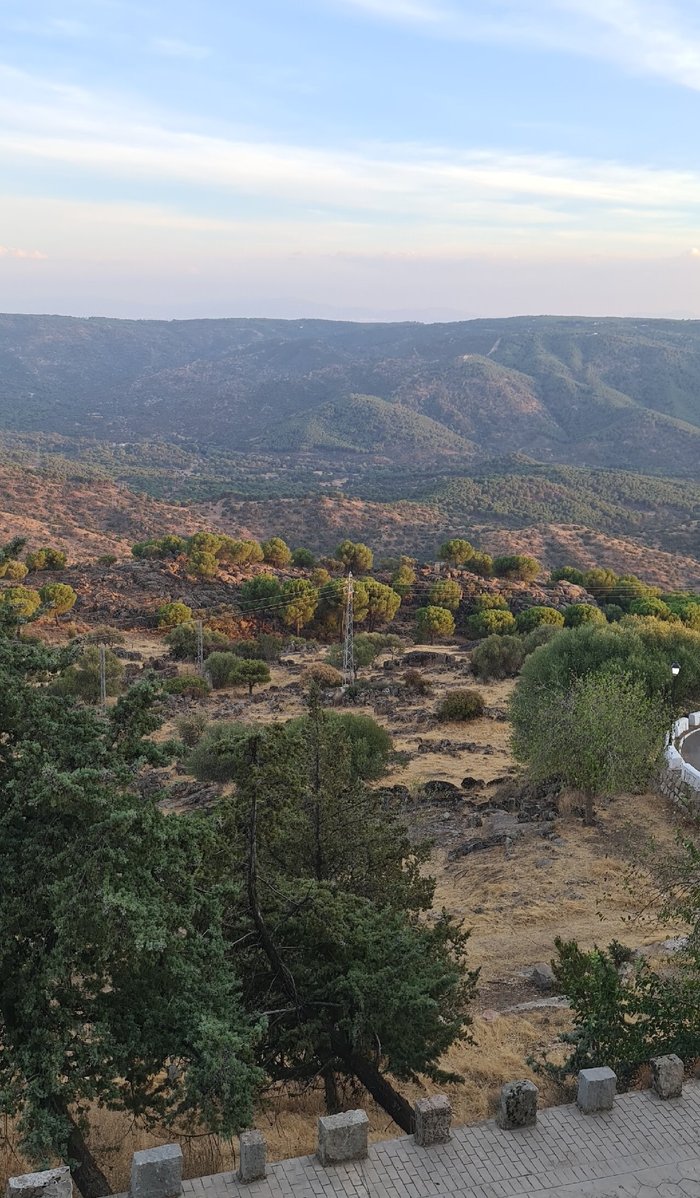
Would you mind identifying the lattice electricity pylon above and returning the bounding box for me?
[196,619,204,676]
[99,643,107,707]
[342,572,355,685]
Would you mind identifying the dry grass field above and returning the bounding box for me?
[0,629,692,1193]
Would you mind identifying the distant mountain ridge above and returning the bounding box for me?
[2,313,700,475]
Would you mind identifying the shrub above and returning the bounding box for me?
[81,625,125,645]
[563,603,607,628]
[471,635,525,680]
[238,574,283,613]
[521,624,562,653]
[175,712,210,747]
[0,586,42,620]
[415,605,455,643]
[204,651,242,689]
[39,582,77,622]
[164,673,210,697]
[25,546,67,571]
[330,712,392,779]
[157,601,193,629]
[464,552,494,577]
[437,689,485,721]
[261,537,292,567]
[403,669,432,694]
[187,550,218,579]
[187,722,249,780]
[96,554,118,566]
[583,568,617,601]
[165,622,230,660]
[602,603,625,623]
[50,645,124,703]
[292,547,315,568]
[0,560,29,580]
[438,538,474,565]
[551,566,586,586]
[472,592,509,611]
[492,555,540,582]
[336,540,374,573]
[303,663,344,688]
[628,597,677,622]
[428,579,462,611]
[515,606,565,633]
[466,608,517,638]
[289,711,393,779]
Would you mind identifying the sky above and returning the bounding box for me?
[2,0,700,320]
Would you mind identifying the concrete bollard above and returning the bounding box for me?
[317,1110,369,1165]
[6,1168,72,1198]
[577,1067,617,1114]
[651,1054,684,1100]
[130,1144,183,1198]
[414,1095,452,1146]
[496,1081,538,1129]
[238,1130,267,1183]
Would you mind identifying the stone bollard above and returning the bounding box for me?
[496,1081,538,1129]
[317,1110,369,1165]
[6,1168,72,1198]
[238,1130,267,1183]
[414,1095,452,1146]
[577,1067,617,1114]
[130,1144,183,1198]
[651,1054,684,1100]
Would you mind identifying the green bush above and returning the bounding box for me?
[157,601,193,629]
[415,605,455,643]
[187,721,249,780]
[0,560,29,580]
[291,547,315,568]
[471,635,525,680]
[165,622,230,660]
[164,673,210,697]
[492,555,540,582]
[261,537,292,567]
[437,689,485,721]
[50,645,124,703]
[472,592,509,611]
[205,651,242,689]
[303,664,344,688]
[428,579,462,611]
[551,566,585,586]
[563,603,607,628]
[289,711,392,779]
[628,598,677,622]
[466,608,517,638]
[521,625,562,654]
[464,551,494,578]
[438,538,474,565]
[515,606,565,633]
[175,712,210,747]
[238,574,283,613]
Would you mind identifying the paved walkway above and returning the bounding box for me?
[183,1082,700,1198]
[681,729,700,772]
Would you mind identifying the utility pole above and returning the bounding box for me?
[342,572,355,685]
[196,618,204,677]
[99,644,107,708]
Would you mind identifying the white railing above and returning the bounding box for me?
[665,712,700,791]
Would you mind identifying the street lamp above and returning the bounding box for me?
[669,662,681,746]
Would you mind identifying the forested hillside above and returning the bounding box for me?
[2,313,700,475]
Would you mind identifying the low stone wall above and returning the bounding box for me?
[660,712,700,815]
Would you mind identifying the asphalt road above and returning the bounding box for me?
[681,727,700,769]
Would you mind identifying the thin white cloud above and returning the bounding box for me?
[1,65,699,260]
[151,37,211,61]
[0,245,47,259]
[333,0,700,92]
